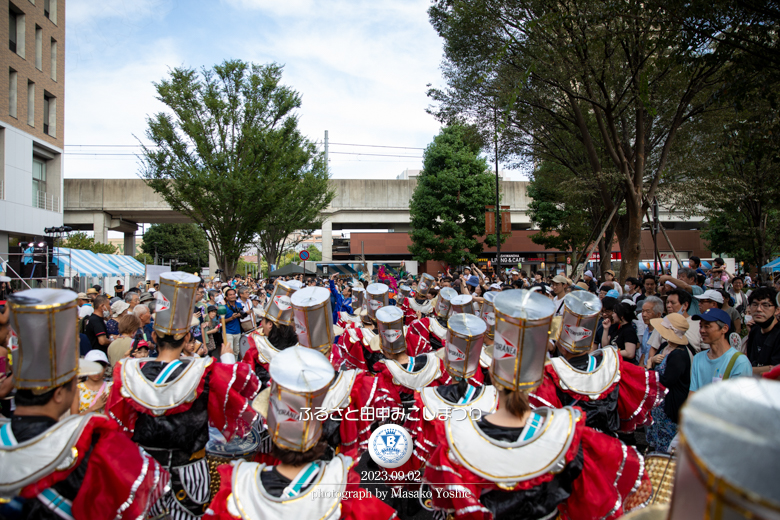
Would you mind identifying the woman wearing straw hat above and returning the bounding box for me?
[646,313,694,453]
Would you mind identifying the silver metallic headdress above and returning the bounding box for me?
[267,347,335,452]
[154,271,201,339]
[366,283,389,320]
[445,313,486,380]
[417,273,435,297]
[490,289,554,392]
[290,286,334,355]
[8,289,79,392]
[436,287,458,318]
[264,279,303,326]
[557,291,601,354]
[376,305,406,356]
[667,378,780,520]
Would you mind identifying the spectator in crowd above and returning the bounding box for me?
[603,269,622,294]
[201,305,222,356]
[624,277,642,305]
[223,288,243,356]
[645,313,693,453]
[114,279,124,299]
[710,257,730,290]
[718,289,742,335]
[107,314,142,366]
[86,287,99,301]
[639,296,664,367]
[92,285,103,296]
[729,276,749,315]
[582,270,598,293]
[745,287,780,375]
[665,289,703,352]
[689,256,706,276]
[695,290,734,335]
[106,300,129,340]
[690,309,752,391]
[132,304,155,350]
[236,286,256,332]
[77,292,91,307]
[550,275,568,316]
[124,290,140,311]
[600,302,638,363]
[84,295,111,353]
[643,274,658,298]
[661,267,705,316]
[73,350,111,415]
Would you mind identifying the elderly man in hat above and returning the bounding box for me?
[0,289,169,518]
[107,272,261,520]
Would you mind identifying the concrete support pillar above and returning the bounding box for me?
[123,232,135,257]
[321,220,333,263]
[209,245,219,280]
[0,232,8,275]
[92,212,108,244]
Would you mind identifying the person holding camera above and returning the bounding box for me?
[223,288,244,356]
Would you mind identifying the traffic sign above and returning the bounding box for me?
[299,250,310,261]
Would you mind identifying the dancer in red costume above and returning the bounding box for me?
[530,291,665,434]
[0,289,168,520]
[424,289,649,520]
[205,347,396,520]
[241,279,303,386]
[107,272,260,520]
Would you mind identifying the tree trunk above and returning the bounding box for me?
[598,234,613,280]
[620,200,644,284]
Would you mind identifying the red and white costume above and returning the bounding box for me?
[0,413,169,520]
[529,346,666,433]
[423,407,650,520]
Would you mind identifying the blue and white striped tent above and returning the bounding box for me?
[54,248,124,277]
[97,253,145,276]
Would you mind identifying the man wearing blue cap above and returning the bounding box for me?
[690,308,752,392]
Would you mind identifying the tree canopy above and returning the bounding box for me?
[427,0,727,281]
[408,125,503,266]
[140,60,332,276]
[58,232,117,254]
[140,223,209,273]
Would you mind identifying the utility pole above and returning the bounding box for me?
[324,130,329,174]
[494,107,502,280]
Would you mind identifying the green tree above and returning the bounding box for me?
[427,0,726,281]
[58,232,117,254]
[140,60,330,276]
[408,125,503,266]
[140,224,208,273]
[135,252,154,265]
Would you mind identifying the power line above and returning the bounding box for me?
[64,141,426,150]
[64,151,423,159]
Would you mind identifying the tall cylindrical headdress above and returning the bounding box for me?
[490,289,554,392]
[8,289,79,392]
[366,283,389,320]
[436,287,458,318]
[352,287,366,312]
[667,378,780,520]
[290,286,334,355]
[264,279,303,326]
[417,273,435,297]
[480,291,497,338]
[398,285,412,300]
[267,347,335,452]
[376,306,406,356]
[153,272,201,340]
[450,294,474,315]
[445,313,486,380]
[557,291,601,354]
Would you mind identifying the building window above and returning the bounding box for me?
[44,0,56,24]
[50,38,57,81]
[9,69,18,118]
[43,91,55,136]
[35,25,42,70]
[9,3,25,58]
[27,81,35,127]
[33,157,47,207]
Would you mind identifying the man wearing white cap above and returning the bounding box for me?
[551,275,568,316]
[582,270,598,293]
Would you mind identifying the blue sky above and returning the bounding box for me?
[64,0,455,180]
